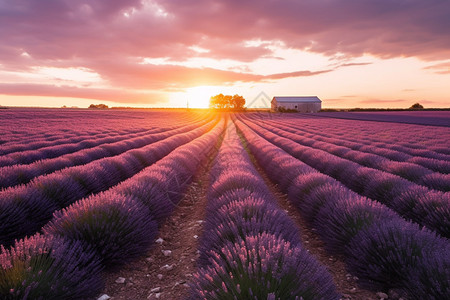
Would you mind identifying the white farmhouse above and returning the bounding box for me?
[271,96,322,113]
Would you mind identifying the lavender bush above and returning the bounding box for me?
[0,121,214,246]
[294,182,343,224]
[314,195,401,255]
[346,219,449,292]
[393,188,450,238]
[115,170,180,224]
[403,243,450,300]
[43,192,158,268]
[287,173,335,209]
[235,118,450,298]
[0,234,103,299]
[209,171,268,199]
[199,197,301,266]
[0,186,57,247]
[190,233,340,300]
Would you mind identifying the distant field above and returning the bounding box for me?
[316,110,450,126]
[1,109,448,299]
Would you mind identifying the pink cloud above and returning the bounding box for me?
[87,59,332,90]
[1,0,449,103]
[2,0,449,68]
[0,83,166,104]
[159,0,450,60]
[423,62,450,74]
[0,65,330,103]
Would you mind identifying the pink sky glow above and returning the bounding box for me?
[0,0,449,108]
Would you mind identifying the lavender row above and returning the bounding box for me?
[0,110,209,154]
[246,113,449,159]
[0,118,212,189]
[240,117,450,238]
[0,119,225,299]
[251,117,449,190]
[0,127,145,157]
[0,125,124,151]
[316,111,450,127]
[255,115,450,174]
[286,113,450,153]
[235,119,449,299]
[0,119,207,167]
[0,119,217,247]
[190,122,339,299]
[260,113,450,160]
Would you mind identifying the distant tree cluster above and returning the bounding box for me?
[88,104,109,109]
[409,103,424,110]
[209,94,245,110]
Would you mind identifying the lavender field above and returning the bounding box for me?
[0,109,449,300]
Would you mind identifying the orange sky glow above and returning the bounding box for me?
[0,1,449,109]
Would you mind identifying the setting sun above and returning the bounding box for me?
[169,86,223,108]
[186,86,221,108]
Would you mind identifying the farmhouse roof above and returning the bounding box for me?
[272,96,321,103]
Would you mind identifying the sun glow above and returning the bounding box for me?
[168,86,221,108]
[186,86,221,108]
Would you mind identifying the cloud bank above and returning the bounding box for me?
[1,0,449,103]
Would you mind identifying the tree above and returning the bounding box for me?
[89,104,108,109]
[230,94,245,109]
[209,94,225,109]
[209,94,245,110]
[409,103,424,110]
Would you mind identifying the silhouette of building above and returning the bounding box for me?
[271,96,322,112]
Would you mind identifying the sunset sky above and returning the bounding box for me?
[0,0,449,109]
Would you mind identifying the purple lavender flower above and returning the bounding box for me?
[43,191,158,269]
[190,233,340,300]
[0,234,103,299]
[346,219,449,292]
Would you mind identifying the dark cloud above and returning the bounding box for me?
[2,0,449,66]
[159,0,450,60]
